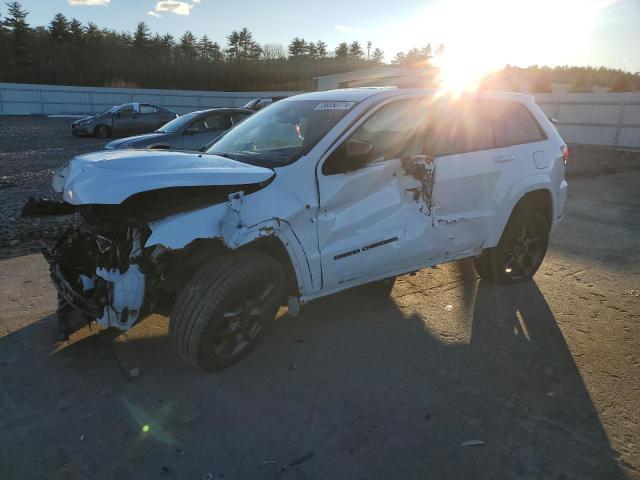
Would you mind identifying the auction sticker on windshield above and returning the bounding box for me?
[314,101,356,110]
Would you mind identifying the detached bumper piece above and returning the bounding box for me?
[21,197,76,217]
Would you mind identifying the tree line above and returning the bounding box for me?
[0,1,637,92]
[0,1,395,91]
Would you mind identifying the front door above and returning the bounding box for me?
[112,104,138,135]
[316,97,441,291]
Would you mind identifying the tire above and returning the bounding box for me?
[473,210,549,284]
[94,125,110,139]
[169,251,286,372]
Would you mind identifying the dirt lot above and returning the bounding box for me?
[0,117,639,479]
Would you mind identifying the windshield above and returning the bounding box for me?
[156,112,198,133]
[96,105,117,115]
[207,100,356,167]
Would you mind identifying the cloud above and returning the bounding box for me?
[147,10,162,17]
[154,0,193,15]
[192,0,201,3]
[334,24,355,33]
[68,0,110,5]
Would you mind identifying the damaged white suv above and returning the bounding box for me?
[43,88,568,371]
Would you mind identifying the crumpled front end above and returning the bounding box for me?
[43,207,149,331]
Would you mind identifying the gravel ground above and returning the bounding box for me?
[0,116,108,255]
[1,115,640,257]
[1,171,639,479]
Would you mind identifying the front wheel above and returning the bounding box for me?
[94,125,110,139]
[473,210,549,284]
[170,252,286,372]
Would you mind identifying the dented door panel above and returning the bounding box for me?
[432,148,507,257]
[317,158,440,289]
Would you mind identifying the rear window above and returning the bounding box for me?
[492,101,545,147]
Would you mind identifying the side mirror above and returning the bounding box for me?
[343,139,374,171]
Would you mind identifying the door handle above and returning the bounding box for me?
[493,154,515,163]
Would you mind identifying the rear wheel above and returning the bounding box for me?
[170,252,286,372]
[94,125,110,139]
[473,210,549,284]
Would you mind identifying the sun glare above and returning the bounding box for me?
[411,0,612,95]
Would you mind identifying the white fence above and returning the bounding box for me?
[1,83,639,148]
[533,92,640,148]
[0,82,301,116]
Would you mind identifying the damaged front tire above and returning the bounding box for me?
[169,251,286,372]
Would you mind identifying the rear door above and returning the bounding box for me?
[138,104,160,133]
[428,99,509,257]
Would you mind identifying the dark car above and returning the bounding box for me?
[242,97,287,111]
[104,108,253,151]
[71,103,178,138]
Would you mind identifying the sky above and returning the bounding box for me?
[12,0,640,72]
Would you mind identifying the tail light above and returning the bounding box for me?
[561,145,569,165]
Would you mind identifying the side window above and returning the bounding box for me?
[425,101,494,157]
[492,101,545,147]
[188,114,228,132]
[230,113,249,125]
[325,99,428,174]
[139,104,155,114]
[117,105,134,117]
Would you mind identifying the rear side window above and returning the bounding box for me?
[139,104,156,114]
[492,101,545,147]
[426,101,494,157]
[230,113,250,125]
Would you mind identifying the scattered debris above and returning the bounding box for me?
[289,451,315,467]
[461,440,485,447]
[289,363,297,371]
[262,461,276,465]
[129,367,141,378]
[160,466,171,474]
[79,434,85,441]
[444,305,453,311]
[202,473,214,480]
[547,392,555,397]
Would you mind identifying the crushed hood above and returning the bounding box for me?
[53,150,275,205]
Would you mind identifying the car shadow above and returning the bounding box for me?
[0,264,628,479]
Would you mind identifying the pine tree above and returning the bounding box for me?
[226,30,240,60]
[3,1,32,77]
[179,31,197,63]
[288,36,306,58]
[371,48,384,64]
[133,21,150,48]
[348,41,364,60]
[69,18,83,45]
[316,40,327,58]
[49,12,69,44]
[335,42,348,59]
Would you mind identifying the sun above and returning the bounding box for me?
[418,0,607,95]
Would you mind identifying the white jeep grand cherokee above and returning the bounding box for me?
[45,88,568,371]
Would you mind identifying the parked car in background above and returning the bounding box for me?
[242,96,286,111]
[105,108,253,151]
[71,103,178,138]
